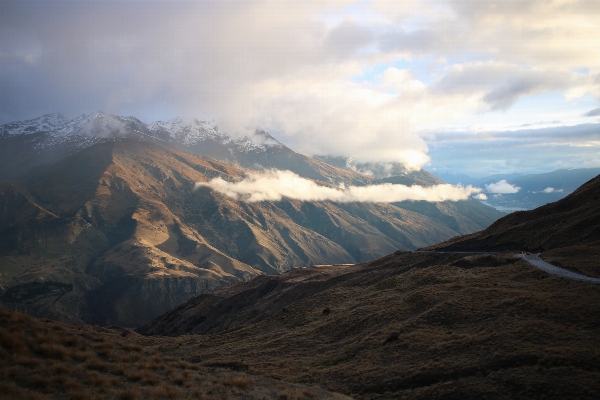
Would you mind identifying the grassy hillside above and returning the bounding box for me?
[139,251,600,399]
[0,307,348,399]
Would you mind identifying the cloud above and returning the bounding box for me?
[428,123,600,147]
[432,62,573,111]
[473,193,488,200]
[583,107,600,117]
[1,1,599,173]
[196,170,482,203]
[485,180,520,194]
[425,123,600,177]
[541,187,563,193]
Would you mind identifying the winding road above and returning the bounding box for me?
[309,252,600,284]
[517,253,600,284]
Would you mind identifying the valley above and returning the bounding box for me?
[2,2,599,398]
[2,173,599,398]
[0,113,502,328]
[1,113,598,399]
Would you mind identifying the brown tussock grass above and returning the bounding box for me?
[84,357,110,371]
[0,308,350,399]
[37,343,69,360]
[140,370,161,386]
[225,372,253,389]
[119,388,138,400]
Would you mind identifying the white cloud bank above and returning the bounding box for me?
[195,170,482,203]
[485,180,521,194]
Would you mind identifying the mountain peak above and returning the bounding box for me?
[1,113,68,136]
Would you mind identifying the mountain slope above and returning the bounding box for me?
[0,140,262,326]
[137,251,600,399]
[0,112,503,327]
[1,139,500,327]
[0,308,350,400]
[0,111,502,236]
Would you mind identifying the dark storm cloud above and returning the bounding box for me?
[0,1,197,122]
[0,1,344,124]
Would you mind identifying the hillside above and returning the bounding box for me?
[425,174,600,278]
[12,171,597,399]
[0,140,260,327]
[0,307,348,399]
[0,139,501,327]
[137,250,600,399]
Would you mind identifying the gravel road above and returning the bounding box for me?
[517,253,600,284]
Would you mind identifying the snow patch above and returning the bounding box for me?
[2,112,283,155]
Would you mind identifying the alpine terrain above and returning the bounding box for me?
[0,113,502,327]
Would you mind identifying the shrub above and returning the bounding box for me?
[84,357,109,371]
[120,389,137,400]
[141,371,161,386]
[0,331,26,353]
[63,335,80,348]
[226,373,252,389]
[71,350,94,362]
[38,343,69,359]
[51,363,71,374]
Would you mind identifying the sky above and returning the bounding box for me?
[1,0,599,177]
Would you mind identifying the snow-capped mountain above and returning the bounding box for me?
[1,112,375,186]
[148,117,283,153]
[0,112,287,182]
[0,111,281,154]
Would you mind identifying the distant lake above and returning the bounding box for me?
[480,202,530,213]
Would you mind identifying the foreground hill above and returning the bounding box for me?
[0,139,500,327]
[426,174,600,278]
[138,250,600,399]
[0,308,348,399]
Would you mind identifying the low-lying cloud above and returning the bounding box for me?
[485,180,521,194]
[195,170,482,203]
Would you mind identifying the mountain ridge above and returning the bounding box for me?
[0,112,373,186]
[0,138,502,327]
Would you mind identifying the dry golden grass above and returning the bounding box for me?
[0,307,348,399]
